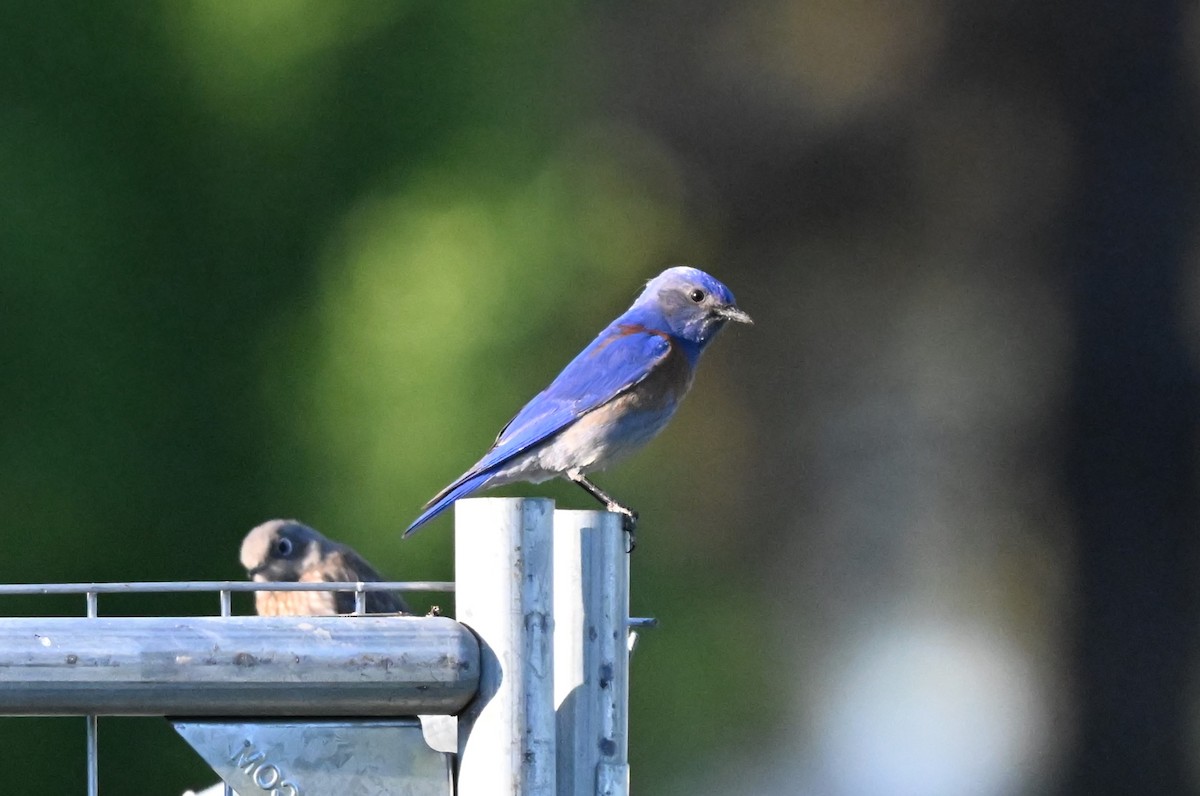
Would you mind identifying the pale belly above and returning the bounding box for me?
[486,392,682,486]
[483,340,695,488]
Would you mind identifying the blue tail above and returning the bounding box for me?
[403,470,494,537]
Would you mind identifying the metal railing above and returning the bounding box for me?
[0,579,460,795]
[0,500,642,795]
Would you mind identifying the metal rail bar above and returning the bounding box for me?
[0,580,454,596]
[0,615,478,716]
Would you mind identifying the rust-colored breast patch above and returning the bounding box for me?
[589,323,671,358]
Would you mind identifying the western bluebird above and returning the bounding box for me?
[240,519,410,616]
[404,265,751,539]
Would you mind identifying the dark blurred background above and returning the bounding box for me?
[3,2,1199,794]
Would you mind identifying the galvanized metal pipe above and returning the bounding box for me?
[455,497,557,796]
[0,615,478,716]
[85,590,98,796]
[85,710,98,796]
[0,580,454,596]
[553,509,631,796]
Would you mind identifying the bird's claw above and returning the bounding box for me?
[610,507,638,553]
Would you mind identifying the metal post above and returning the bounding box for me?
[86,715,98,796]
[553,510,630,796]
[216,594,233,796]
[455,497,556,796]
[86,590,98,796]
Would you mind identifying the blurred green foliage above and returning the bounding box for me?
[0,2,770,792]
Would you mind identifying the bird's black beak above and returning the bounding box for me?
[716,305,753,325]
[246,565,266,578]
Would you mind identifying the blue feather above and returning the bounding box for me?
[490,326,670,461]
[403,470,494,537]
[402,327,670,536]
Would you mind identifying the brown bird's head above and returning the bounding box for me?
[240,518,410,616]
[240,519,328,582]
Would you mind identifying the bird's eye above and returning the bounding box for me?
[689,289,706,303]
[274,538,293,556]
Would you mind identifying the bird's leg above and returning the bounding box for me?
[566,468,638,521]
[566,468,639,551]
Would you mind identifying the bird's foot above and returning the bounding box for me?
[607,505,638,553]
[566,470,639,551]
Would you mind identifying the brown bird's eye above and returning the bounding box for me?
[274,537,293,556]
[689,289,705,303]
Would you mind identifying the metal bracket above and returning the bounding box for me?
[172,718,453,796]
[627,616,658,655]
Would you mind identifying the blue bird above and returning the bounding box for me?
[404,266,751,539]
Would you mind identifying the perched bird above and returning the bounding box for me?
[240,519,410,616]
[404,266,751,538]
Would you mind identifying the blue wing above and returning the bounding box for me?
[403,325,671,536]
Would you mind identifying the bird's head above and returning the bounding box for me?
[239,519,326,582]
[635,266,752,346]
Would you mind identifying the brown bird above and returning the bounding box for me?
[240,519,410,616]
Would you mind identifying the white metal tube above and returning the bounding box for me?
[455,497,556,796]
[553,510,630,796]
